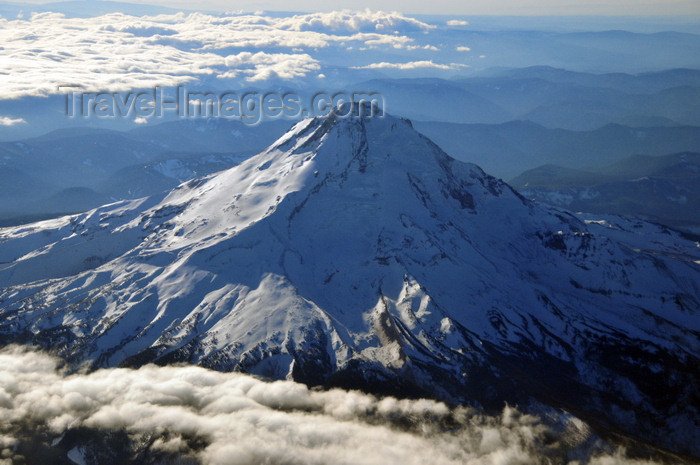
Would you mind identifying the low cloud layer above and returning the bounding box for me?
[351,60,465,70]
[0,346,668,465]
[274,9,435,33]
[0,10,445,99]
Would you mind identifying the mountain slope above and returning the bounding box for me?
[0,111,698,456]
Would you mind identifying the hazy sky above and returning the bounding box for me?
[90,0,700,16]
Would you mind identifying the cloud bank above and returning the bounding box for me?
[351,60,465,70]
[274,9,435,33]
[0,346,668,465]
[0,10,443,99]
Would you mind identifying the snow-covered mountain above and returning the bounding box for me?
[0,109,698,456]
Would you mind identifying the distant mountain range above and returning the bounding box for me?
[360,67,700,129]
[2,67,699,141]
[414,120,700,179]
[0,119,291,226]
[511,152,700,233]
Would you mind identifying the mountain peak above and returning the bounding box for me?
[79,108,508,268]
[269,105,408,157]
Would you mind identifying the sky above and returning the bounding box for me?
[10,0,700,15]
[62,0,700,16]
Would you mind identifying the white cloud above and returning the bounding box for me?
[0,116,26,126]
[220,51,320,81]
[0,13,223,99]
[0,346,660,465]
[275,9,434,33]
[456,45,471,52]
[0,10,440,99]
[351,60,462,70]
[407,44,439,51]
[446,19,468,26]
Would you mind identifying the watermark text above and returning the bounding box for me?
[59,86,384,125]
